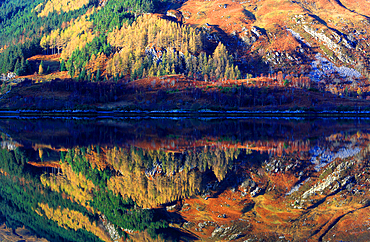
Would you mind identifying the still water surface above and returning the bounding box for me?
[0,117,369,241]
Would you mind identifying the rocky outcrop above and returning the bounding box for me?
[211,225,242,240]
[302,25,356,64]
[100,215,121,242]
[1,72,15,81]
[301,160,356,201]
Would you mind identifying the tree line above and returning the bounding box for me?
[61,14,241,82]
[0,0,97,74]
[106,15,241,81]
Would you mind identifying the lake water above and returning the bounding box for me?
[0,117,369,241]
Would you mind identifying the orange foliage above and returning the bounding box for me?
[85,53,109,76]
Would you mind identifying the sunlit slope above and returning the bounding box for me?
[36,0,90,17]
[340,0,370,16]
[179,0,370,77]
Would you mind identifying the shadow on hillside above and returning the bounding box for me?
[242,9,256,21]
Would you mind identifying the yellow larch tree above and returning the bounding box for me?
[38,0,90,17]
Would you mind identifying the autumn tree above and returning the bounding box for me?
[39,61,45,75]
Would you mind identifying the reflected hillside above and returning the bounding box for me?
[0,118,369,241]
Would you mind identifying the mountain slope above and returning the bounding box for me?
[1,0,370,110]
[179,0,370,78]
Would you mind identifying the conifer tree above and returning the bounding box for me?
[60,59,66,71]
[96,69,101,82]
[14,59,21,75]
[20,57,25,75]
[235,66,241,79]
[25,60,31,74]
[79,68,86,81]
[87,71,91,82]
[67,59,76,78]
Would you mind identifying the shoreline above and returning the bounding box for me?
[0,109,370,118]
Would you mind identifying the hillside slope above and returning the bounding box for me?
[179,0,370,78]
[0,0,370,110]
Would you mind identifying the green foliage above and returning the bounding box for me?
[0,0,95,74]
[15,57,31,76]
[90,5,133,32]
[96,68,101,82]
[0,0,36,24]
[63,149,111,188]
[60,59,66,71]
[91,190,168,232]
[0,39,42,74]
[66,35,111,78]
[0,0,93,47]
[90,0,165,32]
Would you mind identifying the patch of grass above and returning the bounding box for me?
[319,167,333,180]
[194,202,206,212]
[196,11,206,19]
[320,45,334,59]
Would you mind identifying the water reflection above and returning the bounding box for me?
[0,118,369,241]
